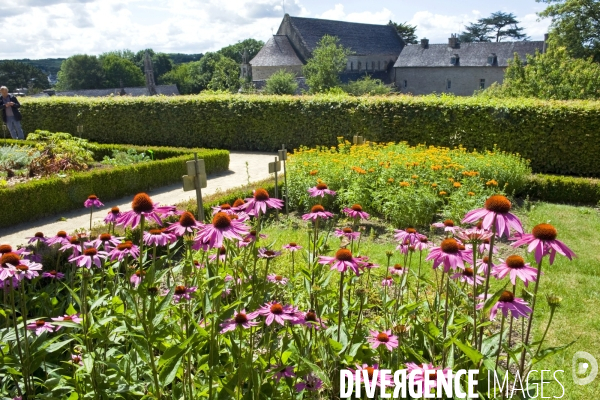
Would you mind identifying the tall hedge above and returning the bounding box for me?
[0,144,229,228]
[19,94,600,176]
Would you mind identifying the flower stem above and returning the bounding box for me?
[534,307,556,359]
[337,271,345,342]
[520,261,543,375]
[495,312,506,370]
[479,220,497,351]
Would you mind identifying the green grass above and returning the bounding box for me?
[258,202,600,399]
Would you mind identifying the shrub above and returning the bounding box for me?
[342,75,393,96]
[287,140,531,228]
[523,174,600,205]
[20,94,600,176]
[263,69,298,95]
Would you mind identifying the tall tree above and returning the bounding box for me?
[0,61,50,93]
[159,61,203,94]
[459,11,529,43]
[56,55,105,90]
[388,21,418,44]
[101,54,145,88]
[537,0,600,62]
[132,49,173,81]
[303,35,353,93]
[217,39,264,64]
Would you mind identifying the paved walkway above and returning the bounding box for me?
[0,152,277,248]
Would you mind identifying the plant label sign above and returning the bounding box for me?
[268,160,281,174]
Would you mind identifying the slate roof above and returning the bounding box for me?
[250,36,303,67]
[284,16,404,56]
[394,41,545,68]
[32,84,180,97]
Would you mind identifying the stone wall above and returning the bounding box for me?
[394,67,506,96]
[252,65,304,81]
[346,55,397,73]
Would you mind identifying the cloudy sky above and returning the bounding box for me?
[0,0,551,59]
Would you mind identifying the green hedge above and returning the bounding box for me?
[0,142,229,228]
[19,94,600,176]
[523,174,600,205]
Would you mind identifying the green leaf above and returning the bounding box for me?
[452,337,483,365]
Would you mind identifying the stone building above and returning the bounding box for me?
[393,36,546,95]
[249,14,404,83]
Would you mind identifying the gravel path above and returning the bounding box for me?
[0,152,277,247]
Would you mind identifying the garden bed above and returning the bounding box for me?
[0,135,229,228]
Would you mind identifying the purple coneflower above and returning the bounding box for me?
[462,195,523,238]
[69,247,108,269]
[389,263,407,276]
[283,242,303,252]
[172,285,197,303]
[27,232,47,245]
[219,309,259,333]
[307,182,336,197]
[195,212,249,249]
[318,248,364,276]
[209,246,227,263]
[256,301,296,326]
[27,319,55,335]
[456,228,493,245]
[511,223,576,265]
[367,329,399,351]
[51,314,82,330]
[242,229,267,244]
[109,241,140,262]
[334,227,361,240]
[46,230,70,246]
[477,291,532,320]
[405,363,452,393]
[381,275,394,286]
[243,188,283,216]
[84,194,104,208]
[475,255,496,274]
[351,364,388,387]
[211,203,236,215]
[231,198,246,212]
[343,204,370,220]
[492,255,539,287]
[394,227,423,246]
[143,228,176,247]
[9,260,43,281]
[71,354,83,366]
[59,236,85,257]
[88,233,122,250]
[117,193,172,229]
[426,238,468,272]
[293,309,327,330]
[267,274,288,285]
[302,204,334,221]
[168,211,203,237]
[104,206,121,224]
[431,219,460,234]
[269,365,296,383]
[451,267,484,286]
[295,373,323,392]
[42,270,65,279]
[414,236,432,251]
[258,248,282,259]
[130,269,146,287]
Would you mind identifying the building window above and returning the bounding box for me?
[372,61,375,70]
[480,79,485,89]
[447,80,452,89]
[450,55,459,65]
[487,54,496,65]
[378,60,381,70]
[403,80,407,88]
[350,62,353,71]
[358,62,361,71]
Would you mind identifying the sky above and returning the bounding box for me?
[0,0,552,59]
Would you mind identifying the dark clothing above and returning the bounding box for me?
[0,94,23,123]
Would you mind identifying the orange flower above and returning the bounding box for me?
[431,183,438,188]
[411,175,418,179]
[387,178,394,183]
[351,166,367,174]
[486,179,498,186]
[399,181,410,187]
[453,182,462,188]
[468,191,475,196]
[309,170,318,176]
[439,191,447,196]
[431,165,442,171]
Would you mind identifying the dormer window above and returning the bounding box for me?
[451,54,459,65]
[487,53,497,65]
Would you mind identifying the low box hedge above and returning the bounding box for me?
[19,94,600,177]
[0,140,229,228]
[522,174,600,205]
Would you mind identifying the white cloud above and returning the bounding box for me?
[317,4,394,25]
[520,13,551,39]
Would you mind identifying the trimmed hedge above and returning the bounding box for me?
[19,94,600,176]
[523,174,600,205]
[0,141,229,228]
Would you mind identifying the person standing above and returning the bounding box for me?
[0,86,25,140]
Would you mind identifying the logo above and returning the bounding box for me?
[572,351,598,386]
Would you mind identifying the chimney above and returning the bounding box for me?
[543,33,549,53]
[448,34,459,49]
[420,38,429,49]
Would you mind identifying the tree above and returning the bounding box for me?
[537,0,600,62]
[303,35,353,93]
[481,47,600,99]
[388,21,418,44]
[264,69,298,95]
[159,62,203,94]
[217,39,264,64]
[101,54,145,88]
[56,55,105,90]
[0,61,50,93]
[459,11,529,43]
[341,75,392,96]
[132,49,173,81]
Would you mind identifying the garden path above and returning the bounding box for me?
[0,151,277,247]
